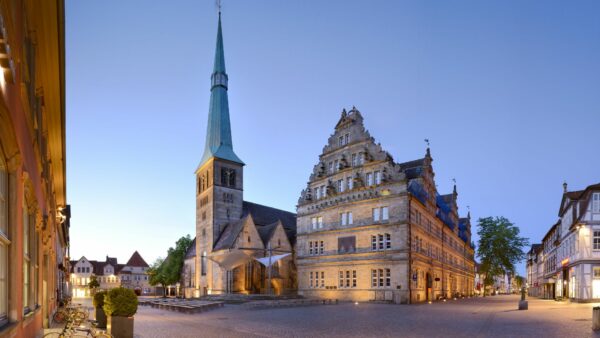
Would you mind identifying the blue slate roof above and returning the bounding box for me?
[408,180,428,204]
[199,13,244,168]
[436,193,455,230]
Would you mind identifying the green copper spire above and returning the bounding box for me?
[199,13,244,168]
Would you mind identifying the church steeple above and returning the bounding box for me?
[199,12,244,168]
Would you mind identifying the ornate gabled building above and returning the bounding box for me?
[194,13,296,296]
[296,108,475,303]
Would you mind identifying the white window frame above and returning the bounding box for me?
[373,208,380,222]
[594,230,600,251]
[594,193,600,213]
[318,216,323,229]
[382,207,389,221]
[375,171,381,185]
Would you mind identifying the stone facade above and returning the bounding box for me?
[296,108,475,304]
[193,14,296,296]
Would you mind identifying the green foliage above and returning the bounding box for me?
[147,257,167,289]
[93,290,107,308]
[103,287,138,317]
[88,275,100,290]
[477,217,529,290]
[163,235,194,285]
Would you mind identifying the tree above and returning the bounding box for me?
[149,235,194,297]
[514,275,526,290]
[88,275,100,294]
[477,216,529,296]
[163,235,194,290]
[147,257,167,297]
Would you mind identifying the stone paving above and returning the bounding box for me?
[131,295,600,338]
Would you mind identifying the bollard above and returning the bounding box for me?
[518,287,528,310]
[593,307,600,331]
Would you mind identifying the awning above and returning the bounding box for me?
[254,253,291,268]
[208,249,256,270]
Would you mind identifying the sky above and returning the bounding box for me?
[66,0,600,274]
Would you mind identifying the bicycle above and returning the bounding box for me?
[43,317,113,338]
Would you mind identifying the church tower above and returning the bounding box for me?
[195,13,244,295]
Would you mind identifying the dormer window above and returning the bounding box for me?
[593,193,600,213]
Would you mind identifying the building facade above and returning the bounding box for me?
[296,108,475,304]
[532,183,600,302]
[70,251,154,297]
[194,14,296,296]
[526,244,543,297]
[0,1,69,336]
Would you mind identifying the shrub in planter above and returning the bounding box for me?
[104,287,138,338]
[93,291,108,328]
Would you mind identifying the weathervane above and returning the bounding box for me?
[452,178,456,185]
[216,0,222,13]
[424,139,430,147]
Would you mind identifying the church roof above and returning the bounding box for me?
[242,201,297,243]
[185,237,197,259]
[198,13,243,169]
[213,216,248,251]
[213,202,297,251]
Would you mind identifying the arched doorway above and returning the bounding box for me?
[134,287,142,296]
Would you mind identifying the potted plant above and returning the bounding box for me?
[93,290,107,328]
[103,287,138,338]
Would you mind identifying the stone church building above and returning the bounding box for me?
[296,108,475,304]
[193,14,296,296]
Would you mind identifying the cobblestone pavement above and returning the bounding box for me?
[130,295,600,338]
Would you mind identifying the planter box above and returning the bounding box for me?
[95,307,107,328]
[107,316,134,338]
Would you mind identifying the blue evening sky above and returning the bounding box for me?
[66,1,600,274]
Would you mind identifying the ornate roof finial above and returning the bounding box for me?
[341,108,347,118]
[467,205,471,219]
[424,139,431,158]
[563,181,568,193]
[452,178,457,195]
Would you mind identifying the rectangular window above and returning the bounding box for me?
[351,154,357,167]
[311,217,317,230]
[385,269,391,287]
[345,134,349,145]
[352,270,357,288]
[594,231,600,251]
[309,241,313,255]
[340,212,347,226]
[201,252,207,276]
[338,136,344,146]
[594,267,600,279]
[334,160,339,172]
[378,269,384,287]
[371,235,377,251]
[310,272,313,288]
[345,271,350,287]
[373,208,380,222]
[371,270,377,287]
[329,162,333,174]
[348,212,353,225]
[594,193,600,213]
[382,207,389,221]
[339,271,344,288]
[320,186,325,198]
[347,177,353,190]
[378,234,384,250]
[318,216,323,229]
[338,179,344,193]
[385,233,391,249]
[366,173,373,186]
[375,171,381,185]
[321,272,325,288]
[319,241,324,254]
